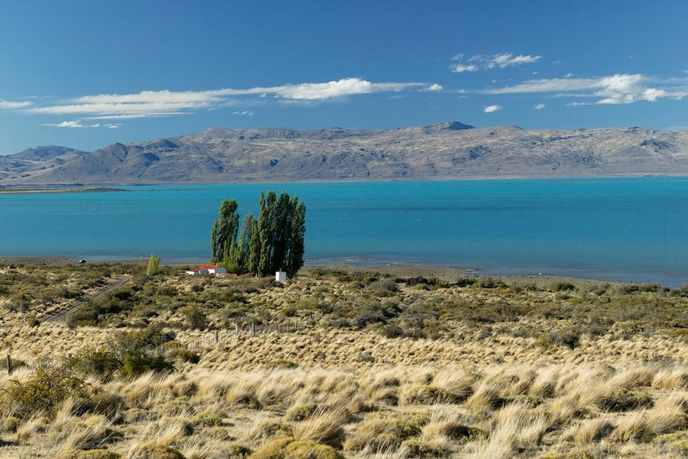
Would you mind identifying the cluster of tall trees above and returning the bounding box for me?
[211,191,306,277]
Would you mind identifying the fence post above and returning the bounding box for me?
[251,322,256,336]
[215,330,219,344]
[7,355,13,376]
[235,323,239,337]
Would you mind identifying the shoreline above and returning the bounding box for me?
[0,173,686,193]
[0,255,662,288]
[0,186,127,195]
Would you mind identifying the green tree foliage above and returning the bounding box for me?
[210,192,306,277]
[210,200,240,263]
[247,215,261,274]
[146,254,160,276]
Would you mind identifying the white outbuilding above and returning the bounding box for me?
[186,264,228,276]
[275,270,288,282]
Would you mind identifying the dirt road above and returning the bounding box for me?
[45,274,131,323]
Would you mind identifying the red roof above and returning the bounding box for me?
[192,264,219,271]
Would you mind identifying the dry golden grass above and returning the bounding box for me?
[2,264,688,457]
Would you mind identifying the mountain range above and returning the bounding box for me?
[2,121,688,186]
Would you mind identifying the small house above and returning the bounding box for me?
[275,270,288,282]
[186,264,228,276]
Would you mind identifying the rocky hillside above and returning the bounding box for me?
[2,122,688,185]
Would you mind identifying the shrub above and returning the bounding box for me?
[353,301,400,329]
[69,349,121,379]
[136,444,185,459]
[1,365,88,419]
[249,438,294,458]
[550,281,576,292]
[405,276,438,287]
[402,385,468,405]
[73,392,126,420]
[478,277,510,289]
[368,278,399,296]
[344,415,423,451]
[269,359,298,369]
[1,356,27,371]
[381,323,404,338]
[166,347,201,364]
[424,422,484,442]
[595,389,653,412]
[285,403,319,422]
[456,276,477,287]
[69,325,174,379]
[536,328,581,349]
[61,450,121,459]
[182,305,208,330]
[226,445,252,457]
[284,440,343,459]
[400,439,449,458]
[67,287,137,327]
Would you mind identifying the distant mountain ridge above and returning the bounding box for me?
[2,122,688,185]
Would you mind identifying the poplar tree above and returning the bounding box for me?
[284,199,306,277]
[210,192,306,277]
[210,200,240,263]
[147,254,160,276]
[257,191,277,275]
[247,215,261,274]
[229,213,254,272]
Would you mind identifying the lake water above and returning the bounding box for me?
[2,177,688,286]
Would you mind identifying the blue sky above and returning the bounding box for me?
[1,0,687,154]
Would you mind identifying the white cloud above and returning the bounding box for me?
[42,120,122,129]
[487,53,542,69]
[483,104,502,113]
[0,99,32,109]
[424,83,444,92]
[533,103,546,110]
[27,78,433,119]
[451,53,541,73]
[43,120,89,128]
[451,63,479,73]
[233,110,254,116]
[483,73,688,105]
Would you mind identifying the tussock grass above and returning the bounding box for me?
[3,263,688,457]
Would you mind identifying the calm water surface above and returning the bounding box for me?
[2,177,688,286]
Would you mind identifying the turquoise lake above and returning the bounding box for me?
[2,177,688,286]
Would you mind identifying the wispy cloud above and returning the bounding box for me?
[483,104,502,113]
[0,99,32,109]
[483,73,688,105]
[451,53,542,73]
[42,120,121,129]
[451,62,479,73]
[28,78,435,119]
[533,103,546,110]
[232,110,254,116]
[424,83,444,92]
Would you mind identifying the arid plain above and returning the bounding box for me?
[2,261,688,458]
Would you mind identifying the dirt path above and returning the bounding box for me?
[45,274,131,323]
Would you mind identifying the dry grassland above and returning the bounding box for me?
[2,263,688,458]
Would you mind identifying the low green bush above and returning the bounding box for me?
[182,305,208,330]
[69,325,175,379]
[549,281,576,292]
[0,364,122,421]
[368,278,399,296]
